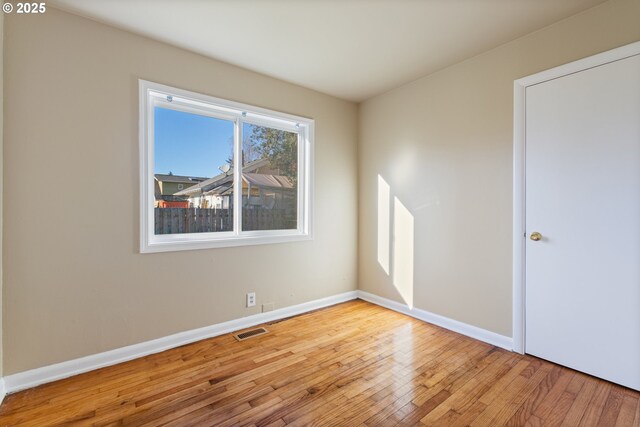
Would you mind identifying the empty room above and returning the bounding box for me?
[0,0,639,425]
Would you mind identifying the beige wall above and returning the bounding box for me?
[4,0,639,376]
[358,0,640,337]
[3,9,358,374]
[0,11,4,377]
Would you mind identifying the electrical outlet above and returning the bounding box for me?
[246,292,256,307]
[262,302,275,313]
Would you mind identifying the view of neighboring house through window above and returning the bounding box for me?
[154,107,234,234]
[140,80,313,252]
[242,123,298,231]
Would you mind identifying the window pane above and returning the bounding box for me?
[154,107,234,234]
[241,123,298,231]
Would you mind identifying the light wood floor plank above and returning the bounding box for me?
[0,300,637,426]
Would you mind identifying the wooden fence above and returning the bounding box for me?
[242,208,295,231]
[154,208,294,234]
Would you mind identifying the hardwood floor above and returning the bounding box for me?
[0,300,638,426]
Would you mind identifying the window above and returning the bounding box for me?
[140,80,313,252]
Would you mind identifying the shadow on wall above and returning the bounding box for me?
[377,175,414,308]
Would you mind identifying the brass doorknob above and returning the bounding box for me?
[530,232,542,241]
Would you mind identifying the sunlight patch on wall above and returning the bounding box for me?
[393,197,414,308]
[377,175,391,274]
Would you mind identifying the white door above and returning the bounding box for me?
[525,53,640,391]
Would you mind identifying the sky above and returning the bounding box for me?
[154,107,234,178]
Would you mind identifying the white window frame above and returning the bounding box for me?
[139,79,314,253]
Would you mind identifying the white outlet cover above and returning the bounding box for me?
[246,292,256,307]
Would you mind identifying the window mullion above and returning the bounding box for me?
[233,119,243,235]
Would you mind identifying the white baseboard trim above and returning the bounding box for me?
[2,291,358,394]
[357,291,513,351]
[0,378,6,405]
[1,289,513,396]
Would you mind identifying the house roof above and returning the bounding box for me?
[154,174,208,184]
[199,173,292,198]
[174,158,270,197]
[204,183,233,197]
[174,172,231,196]
[243,173,293,189]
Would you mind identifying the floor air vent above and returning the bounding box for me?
[233,327,269,341]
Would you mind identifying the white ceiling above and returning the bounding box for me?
[49,0,607,102]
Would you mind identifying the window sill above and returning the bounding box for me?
[141,232,313,253]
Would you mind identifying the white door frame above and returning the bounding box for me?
[512,40,640,354]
